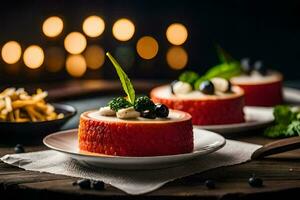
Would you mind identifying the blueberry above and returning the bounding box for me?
[200,81,215,95]
[92,180,105,190]
[155,104,169,118]
[248,175,263,187]
[241,58,252,75]
[204,179,215,189]
[14,144,25,153]
[253,61,267,76]
[76,179,91,189]
[170,80,178,94]
[141,110,156,119]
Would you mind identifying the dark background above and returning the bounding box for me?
[0,0,299,84]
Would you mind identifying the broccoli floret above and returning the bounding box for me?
[179,71,199,85]
[134,96,155,112]
[108,97,132,111]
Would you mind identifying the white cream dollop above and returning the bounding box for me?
[172,81,193,95]
[211,77,230,93]
[99,106,116,116]
[116,107,140,119]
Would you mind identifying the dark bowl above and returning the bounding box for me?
[0,103,76,144]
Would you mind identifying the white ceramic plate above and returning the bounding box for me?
[43,128,225,170]
[194,106,274,134]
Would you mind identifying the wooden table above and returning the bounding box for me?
[1,80,300,199]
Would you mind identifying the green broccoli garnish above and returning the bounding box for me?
[134,96,155,112]
[108,97,132,111]
[179,71,199,85]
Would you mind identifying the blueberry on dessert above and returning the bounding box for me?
[199,80,215,95]
[79,52,194,157]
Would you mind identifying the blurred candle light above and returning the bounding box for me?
[66,54,86,77]
[1,41,22,64]
[82,16,105,38]
[84,45,105,69]
[136,36,159,59]
[64,32,87,54]
[23,45,44,69]
[166,23,188,45]
[45,47,65,72]
[112,18,135,41]
[42,16,64,38]
[166,46,188,70]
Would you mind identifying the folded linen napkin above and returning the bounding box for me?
[1,139,260,195]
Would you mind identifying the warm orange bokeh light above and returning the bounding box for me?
[166,46,188,70]
[84,45,105,69]
[1,41,22,64]
[112,18,135,41]
[136,36,159,59]
[66,54,87,77]
[166,23,188,45]
[42,16,64,38]
[45,47,65,72]
[82,16,105,38]
[23,45,44,69]
[64,32,87,54]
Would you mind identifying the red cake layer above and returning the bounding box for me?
[231,73,283,107]
[150,85,245,125]
[79,110,194,156]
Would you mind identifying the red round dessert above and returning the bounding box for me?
[231,71,283,107]
[79,110,193,157]
[150,85,245,125]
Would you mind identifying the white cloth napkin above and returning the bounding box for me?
[1,139,261,195]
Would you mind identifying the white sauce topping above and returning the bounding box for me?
[231,70,282,85]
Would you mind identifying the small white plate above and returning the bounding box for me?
[43,129,225,170]
[194,106,274,134]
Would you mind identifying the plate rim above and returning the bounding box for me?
[43,128,226,160]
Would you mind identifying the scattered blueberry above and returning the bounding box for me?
[92,180,105,190]
[253,61,267,76]
[200,81,215,95]
[248,175,263,187]
[170,80,178,94]
[241,58,252,75]
[141,110,156,119]
[77,179,91,189]
[204,179,216,189]
[155,104,169,118]
[14,144,25,153]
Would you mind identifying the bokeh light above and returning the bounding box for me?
[45,47,65,72]
[115,46,135,69]
[136,36,159,59]
[1,41,22,64]
[84,45,105,69]
[166,23,188,45]
[42,16,64,38]
[66,54,87,77]
[82,16,105,38]
[166,46,188,70]
[64,32,87,54]
[112,18,135,41]
[23,45,44,69]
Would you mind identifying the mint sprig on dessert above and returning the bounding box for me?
[100,52,169,119]
[264,105,300,138]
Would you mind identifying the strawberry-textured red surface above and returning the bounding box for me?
[79,111,194,156]
[234,80,283,107]
[150,86,245,125]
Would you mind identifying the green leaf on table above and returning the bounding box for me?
[273,105,294,124]
[286,121,300,137]
[106,52,135,104]
[263,124,288,138]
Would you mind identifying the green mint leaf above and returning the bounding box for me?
[106,52,135,104]
[215,45,234,63]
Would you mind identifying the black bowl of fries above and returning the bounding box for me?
[0,88,76,143]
